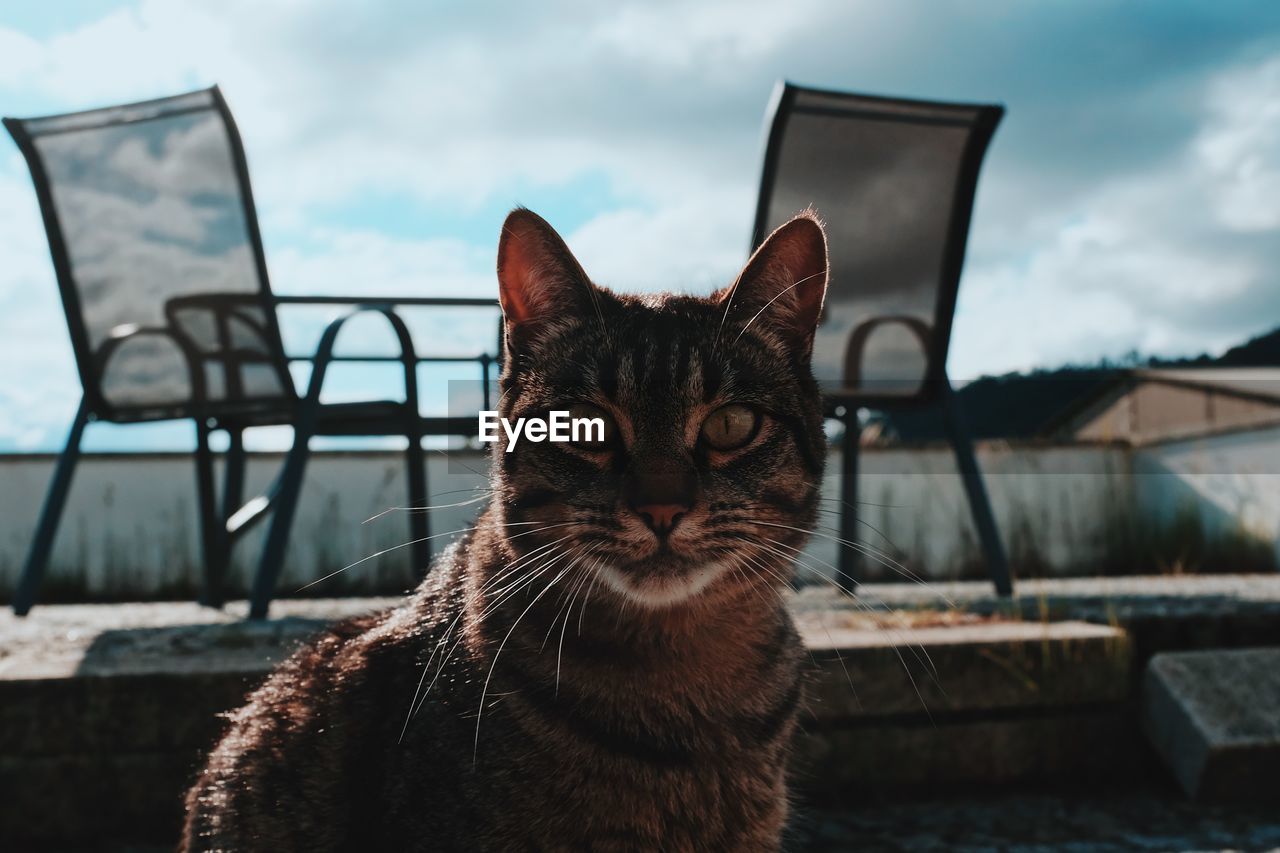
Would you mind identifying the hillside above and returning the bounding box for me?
[878,326,1280,442]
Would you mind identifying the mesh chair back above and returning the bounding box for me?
[5,88,294,422]
[752,84,1002,406]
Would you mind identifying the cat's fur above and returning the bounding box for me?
[181,208,829,852]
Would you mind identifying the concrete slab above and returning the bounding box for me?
[1142,647,1280,801]
[800,617,1129,721]
[794,615,1133,792]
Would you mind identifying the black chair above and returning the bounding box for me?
[5,87,497,617]
[752,82,1013,595]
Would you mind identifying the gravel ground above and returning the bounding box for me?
[788,788,1280,852]
[61,790,1280,853]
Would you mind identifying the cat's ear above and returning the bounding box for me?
[496,208,599,353]
[716,212,828,356]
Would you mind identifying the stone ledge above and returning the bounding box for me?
[1142,647,1280,801]
[0,599,1135,844]
[795,709,1134,792]
[802,618,1128,722]
[0,598,396,681]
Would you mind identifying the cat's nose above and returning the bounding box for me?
[623,454,698,537]
[631,503,688,536]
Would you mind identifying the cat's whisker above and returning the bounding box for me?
[363,492,492,523]
[481,540,570,601]
[735,529,941,682]
[405,550,570,739]
[727,551,838,701]
[552,576,589,691]
[725,551,774,608]
[453,537,579,644]
[808,506,904,553]
[541,543,601,653]
[435,486,498,498]
[712,267,746,354]
[401,537,577,740]
[747,535,943,694]
[802,517,911,570]
[481,536,585,606]
[295,525,478,593]
[463,539,585,635]
[800,480,914,547]
[431,446,490,483]
[731,543,858,702]
[473,557,579,762]
[748,519,956,608]
[740,532,859,600]
[731,269,827,346]
[840,586,945,691]
[804,482,913,512]
[721,498,903,570]
[576,559,602,637]
[302,517,573,591]
[550,546,604,693]
[789,541,953,686]
[725,493,908,561]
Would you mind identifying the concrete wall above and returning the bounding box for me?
[0,439,1274,602]
[1134,425,1280,569]
[0,450,488,601]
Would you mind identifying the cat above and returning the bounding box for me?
[180,207,829,852]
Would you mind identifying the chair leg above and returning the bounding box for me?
[941,379,1014,597]
[249,420,315,619]
[194,419,225,608]
[216,428,247,590]
[13,399,90,616]
[222,429,246,526]
[837,415,861,593]
[405,431,430,578]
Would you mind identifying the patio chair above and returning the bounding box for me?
[751,82,1013,595]
[4,87,497,617]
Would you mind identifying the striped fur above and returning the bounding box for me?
[181,209,829,852]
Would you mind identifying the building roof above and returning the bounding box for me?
[878,327,1280,444]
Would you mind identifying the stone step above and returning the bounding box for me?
[0,600,1133,845]
[1142,647,1280,801]
[795,617,1133,792]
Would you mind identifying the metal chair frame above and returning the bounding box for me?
[5,87,499,617]
[752,82,1013,596]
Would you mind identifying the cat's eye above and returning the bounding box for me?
[701,404,760,451]
[567,402,617,450]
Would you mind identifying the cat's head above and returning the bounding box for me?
[490,208,828,609]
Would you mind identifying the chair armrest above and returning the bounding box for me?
[277,295,502,364]
[300,305,420,414]
[94,324,209,406]
[843,315,932,389]
[274,295,499,308]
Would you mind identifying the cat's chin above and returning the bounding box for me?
[593,560,730,609]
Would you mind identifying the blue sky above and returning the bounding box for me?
[2,1,1279,451]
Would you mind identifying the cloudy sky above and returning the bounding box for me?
[2,1,1279,451]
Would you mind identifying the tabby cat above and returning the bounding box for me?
[181,208,829,852]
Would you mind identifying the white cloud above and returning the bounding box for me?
[587,1,822,71]
[567,190,755,295]
[951,51,1280,379]
[2,2,1280,448]
[1195,56,1280,232]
